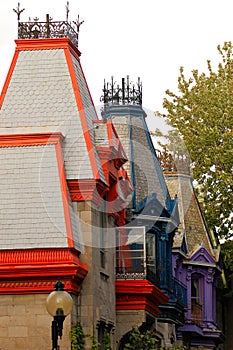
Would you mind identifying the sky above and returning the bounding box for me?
[0,0,233,130]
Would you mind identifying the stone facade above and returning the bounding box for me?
[0,294,71,350]
[77,202,116,343]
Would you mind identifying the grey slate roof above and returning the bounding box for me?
[0,144,71,249]
[165,173,216,257]
[0,48,105,182]
[0,42,106,250]
[106,106,170,211]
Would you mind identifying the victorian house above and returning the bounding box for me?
[162,156,224,349]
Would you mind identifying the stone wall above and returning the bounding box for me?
[0,294,71,350]
[77,201,116,347]
[115,309,145,347]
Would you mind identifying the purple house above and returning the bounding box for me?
[164,163,224,349]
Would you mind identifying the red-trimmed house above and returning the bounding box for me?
[0,12,132,350]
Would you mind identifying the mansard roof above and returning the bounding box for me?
[0,36,109,251]
[0,38,105,183]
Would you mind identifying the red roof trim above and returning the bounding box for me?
[67,179,107,205]
[0,248,87,295]
[0,132,64,147]
[0,49,19,108]
[55,139,75,248]
[14,38,81,54]
[0,38,81,111]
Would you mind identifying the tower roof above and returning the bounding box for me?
[102,78,175,219]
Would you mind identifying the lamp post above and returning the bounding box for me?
[46,280,73,350]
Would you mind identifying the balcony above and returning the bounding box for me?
[115,227,160,287]
[172,277,187,308]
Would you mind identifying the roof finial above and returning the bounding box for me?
[65,1,69,22]
[73,14,84,42]
[13,2,25,22]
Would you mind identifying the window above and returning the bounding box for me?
[100,211,105,268]
[146,232,156,274]
[115,227,146,275]
[191,275,203,325]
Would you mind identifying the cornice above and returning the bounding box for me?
[15,38,81,57]
[116,279,169,317]
[0,248,87,295]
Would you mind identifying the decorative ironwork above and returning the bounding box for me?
[116,268,160,287]
[100,76,142,106]
[13,2,25,22]
[116,271,146,280]
[66,1,70,22]
[14,6,84,48]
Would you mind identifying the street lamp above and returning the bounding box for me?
[46,280,73,350]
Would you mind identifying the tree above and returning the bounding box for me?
[158,41,233,240]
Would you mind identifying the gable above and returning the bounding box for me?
[190,245,216,264]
